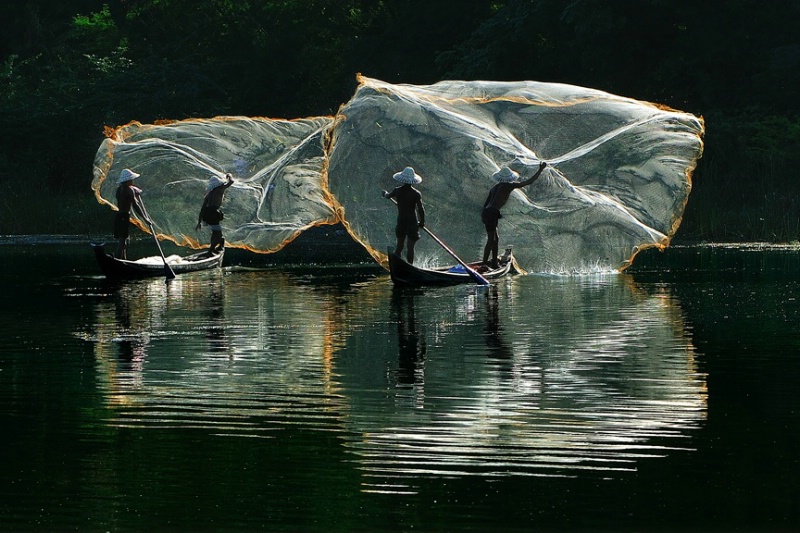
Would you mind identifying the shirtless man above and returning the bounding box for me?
[481,161,547,267]
[382,166,426,265]
[196,173,234,255]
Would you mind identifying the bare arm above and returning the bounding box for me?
[515,161,548,188]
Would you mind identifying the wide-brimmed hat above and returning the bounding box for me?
[118,168,140,184]
[392,166,422,184]
[206,175,226,191]
[491,166,520,183]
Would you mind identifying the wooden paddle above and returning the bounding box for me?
[137,196,176,281]
[384,192,490,286]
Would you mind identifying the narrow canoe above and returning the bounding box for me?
[92,243,224,279]
[387,246,520,286]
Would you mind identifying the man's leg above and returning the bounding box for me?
[212,233,225,253]
[208,225,224,254]
[406,236,419,265]
[490,230,499,267]
[116,237,128,260]
[483,226,496,264]
[394,226,406,258]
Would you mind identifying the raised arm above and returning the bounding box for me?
[516,161,548,188]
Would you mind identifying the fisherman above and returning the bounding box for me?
[196,172,234,255]
[382,166,426,265]
[114,168,148,259]
[481,160,547,268]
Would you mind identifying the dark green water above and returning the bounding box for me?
[1,239,799,532]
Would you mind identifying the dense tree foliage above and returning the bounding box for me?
[1,0,798,240]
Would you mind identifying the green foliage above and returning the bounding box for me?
[73,4,114,33]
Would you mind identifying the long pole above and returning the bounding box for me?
[137,196,176,281]
[384,193,489,286]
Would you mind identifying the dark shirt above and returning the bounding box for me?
[116,184,139,213]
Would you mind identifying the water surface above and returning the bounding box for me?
[1,240,798,531]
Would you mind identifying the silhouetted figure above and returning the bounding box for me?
[197,173,234,255]
[482,161,547,267]
[113,168,148,259]
[383,166,425,264]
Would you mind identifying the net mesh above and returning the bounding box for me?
[327,76,704,273]
[93,116,336,253]
[93,75,704,272]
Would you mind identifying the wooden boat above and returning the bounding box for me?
[387,246,520,286]
[92,243,224,279]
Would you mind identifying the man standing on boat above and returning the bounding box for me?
[114,168,148,260]
[383,166,426,265]
[481,160,547,268]
[196,173,234,256]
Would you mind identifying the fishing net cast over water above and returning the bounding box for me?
[328,76,704,273]
[92,75,704,272]
[92,116,336,253]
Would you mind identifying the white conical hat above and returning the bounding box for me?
[491,166,520,183]
[392,166,422,184]
[118,168,140,184]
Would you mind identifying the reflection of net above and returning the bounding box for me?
[93,76,704,272]
[93,116,336,253]
[334,276,708,486]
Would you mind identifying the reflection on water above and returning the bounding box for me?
[10,242,800,531]
[336,275,707,494]
[87,270,353,436]
[390,288,427,407]
[84,266,707,493]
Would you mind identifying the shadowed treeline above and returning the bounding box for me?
[1,0,798,241]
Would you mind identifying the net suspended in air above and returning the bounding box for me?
[92,75,704,273]
[327,76,704,273]
[93,116,337,253]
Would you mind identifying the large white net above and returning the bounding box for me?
[92,75,704,273]
[93,116,336,253]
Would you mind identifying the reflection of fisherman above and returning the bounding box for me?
[482,161,547,268]
[114,168,148,259]
[206,279,229,355]
[382,166,425,264]
[112,288,148,372]
[391,289,427,389]
[196,173,234,255]
[484,285,513,364]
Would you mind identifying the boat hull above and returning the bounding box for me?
[92,244,223,279]
[387,247,519,286]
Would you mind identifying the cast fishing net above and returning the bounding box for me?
[92,116,336,253]
[327,76,704,273]
[93,75,704,273]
